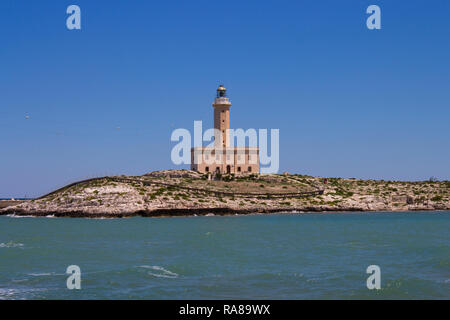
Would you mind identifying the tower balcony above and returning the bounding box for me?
[213,97,231,106]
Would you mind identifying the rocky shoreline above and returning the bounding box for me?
[1,170,449,218]
[1,206,372,218]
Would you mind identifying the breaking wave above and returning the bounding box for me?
[5,214,35,218]
[0,241,24,248]
[137,265,179,278]
[27,272,65,277]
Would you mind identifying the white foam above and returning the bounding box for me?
[27,272,65,277]
[137,265,178,278]
[0,241,24,248]
[5,214,35,218]
[5,214,56,219]
[0,288,20,299]
[0,287,47,300]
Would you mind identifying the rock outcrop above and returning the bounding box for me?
[1,171,449,217]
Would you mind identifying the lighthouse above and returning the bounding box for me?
[191,85,259,175]
[213,85,231,148]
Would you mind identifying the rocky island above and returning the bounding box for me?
[1,170,449,218]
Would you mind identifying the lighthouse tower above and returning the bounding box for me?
[213,85,231,148]
[190,85,259,175]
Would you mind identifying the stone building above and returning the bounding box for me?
[191,85,259,174]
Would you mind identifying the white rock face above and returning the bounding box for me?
[84,185,134,195]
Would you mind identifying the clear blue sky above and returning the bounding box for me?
[1,0,449,198]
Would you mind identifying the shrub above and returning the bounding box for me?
[431,195,443,201]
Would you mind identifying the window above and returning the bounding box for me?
[248,166,252,172]
[205,167,209,172]
[237,167,241,172]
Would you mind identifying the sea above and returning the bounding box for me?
[0,211,448,299]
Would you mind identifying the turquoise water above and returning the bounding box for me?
[0,211,448,299]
